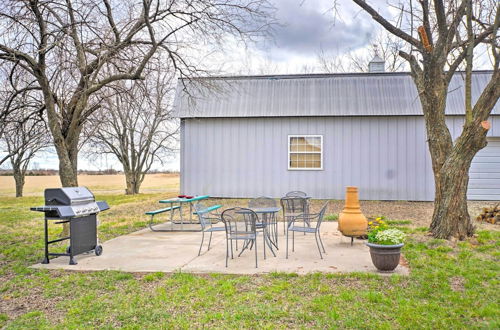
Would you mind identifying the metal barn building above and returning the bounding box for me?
[174,70,500,201]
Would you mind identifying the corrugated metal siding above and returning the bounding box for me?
[175,71,498,118]
[181,115,500,201]
[468,138,500,200]
[181,116,431,200]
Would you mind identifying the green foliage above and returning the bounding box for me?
[367,216,405,245]
[324,214,338,221]
[367,216,388,243]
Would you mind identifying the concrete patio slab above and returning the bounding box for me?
[31,222,409,275]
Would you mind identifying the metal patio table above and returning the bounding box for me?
[237,207,280,256]
[158,195,210,231]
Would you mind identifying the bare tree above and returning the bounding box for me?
[85,60,177,194]
[3,116,50,197]
[0,63,45,167]
[351,0,499,239]
[0,0,274,187]
[317,31,408,73]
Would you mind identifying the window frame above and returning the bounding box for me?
[287,134,324,171]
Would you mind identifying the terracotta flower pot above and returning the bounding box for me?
[338,186,367,237]
[366,243,403,272]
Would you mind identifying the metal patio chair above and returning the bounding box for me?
[221,207,261,268]
[280,196,309,234]
[193,202,225,256]
[248,197,279,249]
[286,202,329,259]
[285,191,308,198]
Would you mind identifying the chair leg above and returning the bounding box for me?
[198,231,205,256]
[292,230,295,252]
[286,228,289,259]
[208,232,213,251]
[351,237,354,246]
[274,220,278,248]
[318,231,326,253]
[225,237,229,267]
[315,232,323,259]
[230,238,234,259]
[263,231,266,260]
[254,239,258,268]
[238,240,246,257]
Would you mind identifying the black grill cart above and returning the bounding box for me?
[31,187,109,265]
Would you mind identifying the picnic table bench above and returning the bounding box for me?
[146,206,181,232]
[145,195,210,232]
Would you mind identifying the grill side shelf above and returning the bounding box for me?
[30,206,58,212]
[96,201,110,212]
[30,206,75,218]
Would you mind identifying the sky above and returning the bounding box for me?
[222,0,385,74]
[1,0,493,172]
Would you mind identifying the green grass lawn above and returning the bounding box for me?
[0,194,498,328]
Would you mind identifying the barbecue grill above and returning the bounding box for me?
[31,187,109,265]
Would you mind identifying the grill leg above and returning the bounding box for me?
[42,218,50,264]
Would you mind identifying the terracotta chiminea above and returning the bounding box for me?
[338,186,368,245]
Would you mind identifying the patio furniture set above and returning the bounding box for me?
[146,192,329,268]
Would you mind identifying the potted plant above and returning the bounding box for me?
[366,219,405,272]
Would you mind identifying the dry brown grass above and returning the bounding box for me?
[0,173,180,197]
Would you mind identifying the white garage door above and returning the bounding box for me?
[468,137,500,200]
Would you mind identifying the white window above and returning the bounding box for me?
[288,135,323,170]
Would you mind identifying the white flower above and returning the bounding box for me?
[375,228,405,245]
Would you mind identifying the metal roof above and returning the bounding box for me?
[174,71,499,118]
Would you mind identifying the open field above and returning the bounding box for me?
[0,173,179,196]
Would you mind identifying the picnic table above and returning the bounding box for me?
[153,195,210,232]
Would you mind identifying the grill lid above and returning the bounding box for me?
[45,187,95,205]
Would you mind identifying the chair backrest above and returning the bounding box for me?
[221,207,258,236]
[280,196,307,216]
[193,202,212,229]
[315,202,329,229]
[285,191,307,198]
[248,196,276,209]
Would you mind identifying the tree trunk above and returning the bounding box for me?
[41,86,82,188]
[430,121,489,239]
[431,163,475,239]
[417,73,478,239]
[125,171,141,195]
[13,168,25,198]
[56,140,79,187]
